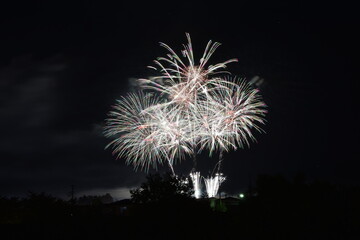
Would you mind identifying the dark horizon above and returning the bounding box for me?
[0,1,358,200]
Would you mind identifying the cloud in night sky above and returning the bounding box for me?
[0,55,147,199]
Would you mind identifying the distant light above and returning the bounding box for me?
[239,193,245,198]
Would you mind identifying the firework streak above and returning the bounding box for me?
[104,34,266,193]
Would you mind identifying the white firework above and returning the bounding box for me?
[204,173,226,198]
[189,171,202,199]
[104,92,193,174]
[104,92,163,171]
[105,34,267,194]
[138,33,238,108]
[144,104,194,166]
[195,78,267,155]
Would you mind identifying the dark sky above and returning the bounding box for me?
[0,1,358,199]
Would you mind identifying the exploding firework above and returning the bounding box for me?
[144,104,194,166]
[104,92,193,174]
[138,33,238,108]
[137,33,240,173]
[104,34,267,198]
[204,173,226,198]
[104,92,163,171]
[195,77,267,155]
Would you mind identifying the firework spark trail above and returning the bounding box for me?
[204,173,226,198]
[144,104,194,166]
[138,33,238,107]
[105,34,267,195]
[104,92,193,175]
[104,92,161,171]
[195,77,267,155]
[138,34,260,170]
[189,171,202,199]
[137,33,239,173]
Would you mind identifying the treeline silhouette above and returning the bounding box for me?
[1,173,360,239]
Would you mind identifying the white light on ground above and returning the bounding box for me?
[190,172,202,199]
[204,173,226,198]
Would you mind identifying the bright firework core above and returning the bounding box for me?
[189,172,202,199]
[204,173,226,198]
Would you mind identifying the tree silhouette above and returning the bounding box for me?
[130,172,193,204]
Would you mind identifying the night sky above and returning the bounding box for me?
[0,1,357,200]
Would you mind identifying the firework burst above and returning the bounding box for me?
[195,77,267,155]
[105,34,267,197]
[138,33,238,107]
[104,92,163,171]
[104,92,193,174]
